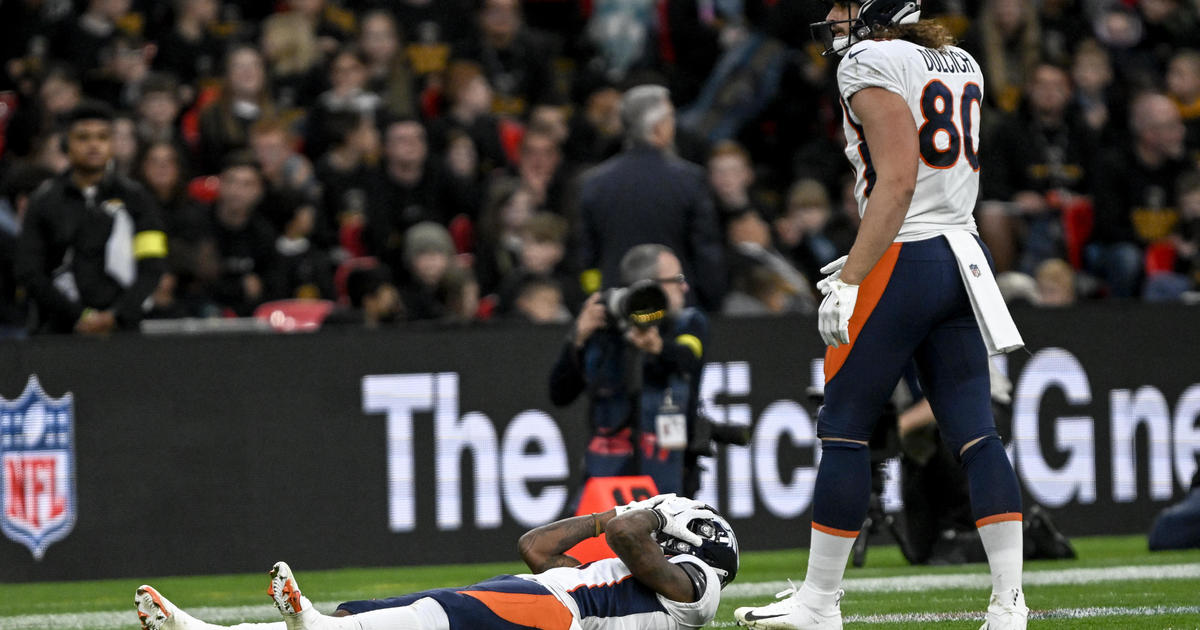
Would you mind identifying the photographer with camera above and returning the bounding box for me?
[549,244,708,496]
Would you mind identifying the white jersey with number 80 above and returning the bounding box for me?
[837,38,984,242]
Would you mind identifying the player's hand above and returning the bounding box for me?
[818,278,858,347]
[816,256,848,295]
[653,497,716,547]
[613,493,677,515]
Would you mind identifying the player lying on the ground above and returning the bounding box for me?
[135,494,739,630]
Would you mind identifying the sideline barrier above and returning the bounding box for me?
[1,305,1198,581]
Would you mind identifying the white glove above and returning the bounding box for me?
[816,256,848,295]
[818,278,858,347]
[613,493,676,515]
[652,496,715,546]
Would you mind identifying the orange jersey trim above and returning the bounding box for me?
[975,512,1023,528]
[813,522,860,539]
[824,243,903,384]
[458,590,575,630]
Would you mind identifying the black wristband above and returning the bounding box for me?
[652,508,668,532]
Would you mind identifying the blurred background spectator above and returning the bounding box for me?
[0,0,1196,336]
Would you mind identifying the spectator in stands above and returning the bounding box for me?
[428,60,507,175]
[275,199,334,300]
[722,208,817,316]
[1133,0,1200,79]
[0,166,54,337]
[88,33,157,112]
[475,177,534,294]
[514,125,569,215]
[1166,50,1200,162]
[137,141,195,233]
[203,151,281,316]
[1144,169,1200,300]
[364,117,453,277]
[774,177,840,287]
[1034,258,1078,307]
[577,84,725,310]
[259,11,324,111]
[963,0,1042,114]
[153,0,223,91]
[563,85,624,167]
[325,264,403,328]
[134,74,185,149]
[400,221,457,321]
[510,274,570,324]
[306,47,385,160]
[1071,40,1124,144]
[392,0,473,91]
[110,113,140,178]
[979,63,1096,274]
[1089,92,1190,297]
[197,45,275,174]
[49,0,132,77]
[286,0,356,56]
[358,10,417,120]
[453,0,557,117]
[441,266,483,324]
[5,66,83,161]
[314,111,378,244]
[16,102,167,334]
[706,140,774,230]
[495,211,579,314]
[249,119,318,231]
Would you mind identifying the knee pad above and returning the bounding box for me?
[956,432,1002,463]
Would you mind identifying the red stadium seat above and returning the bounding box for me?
[498,118,526,166]
[1144,241,1178,275]
[187,175,220,203]
[253,299,335,332]
[1061,198,1094,270]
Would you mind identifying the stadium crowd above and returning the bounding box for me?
[0,0,1198,335]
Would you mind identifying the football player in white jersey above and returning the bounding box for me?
[734,1,1028,629]
[135,494,738,630]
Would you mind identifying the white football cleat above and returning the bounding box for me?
[268,561,306,615]
[979,588,1028,630]
[734,581,843,629]
[135,585,178,630]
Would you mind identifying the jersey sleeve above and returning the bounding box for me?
[837,41,907,104]
[655,555,721,628]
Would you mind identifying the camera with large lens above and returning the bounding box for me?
[601,279,669,330]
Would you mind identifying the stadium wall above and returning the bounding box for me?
[1,305,1198,581]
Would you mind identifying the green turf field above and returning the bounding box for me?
[2,535,1198,629]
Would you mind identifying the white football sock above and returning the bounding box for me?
[351,598,449,630]
[979,519,1023,594]
[170,606,286,630]
[798,527,856,612]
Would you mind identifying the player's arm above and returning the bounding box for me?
[517,510,616,572]
[838,86,919,285]
[605,510,698,603]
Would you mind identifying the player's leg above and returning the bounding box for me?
[135,585,285,630]
[914,319,1026,630]
[267,562,448,630]
[737,243,926,629]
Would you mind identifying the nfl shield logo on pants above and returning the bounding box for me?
[0,375,76,560]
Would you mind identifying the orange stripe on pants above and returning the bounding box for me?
[824,243,903,383]
[458,591,575,630]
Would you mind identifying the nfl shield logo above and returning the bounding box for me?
[969,264,981,278]
[0,375,76,560]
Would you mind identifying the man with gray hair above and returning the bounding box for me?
[577,85,725,310]
[549,244,710,496]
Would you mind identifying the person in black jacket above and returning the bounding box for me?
[548,244,708,496]
[15,102,167,334]
[577,85,726,311]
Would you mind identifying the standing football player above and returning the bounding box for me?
[735,1,1027,629]
[136,494,738,630]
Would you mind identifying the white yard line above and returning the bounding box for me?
[4,563,1199,630]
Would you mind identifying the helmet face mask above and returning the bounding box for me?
[810,0,922,56]
[655,510,740,588]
